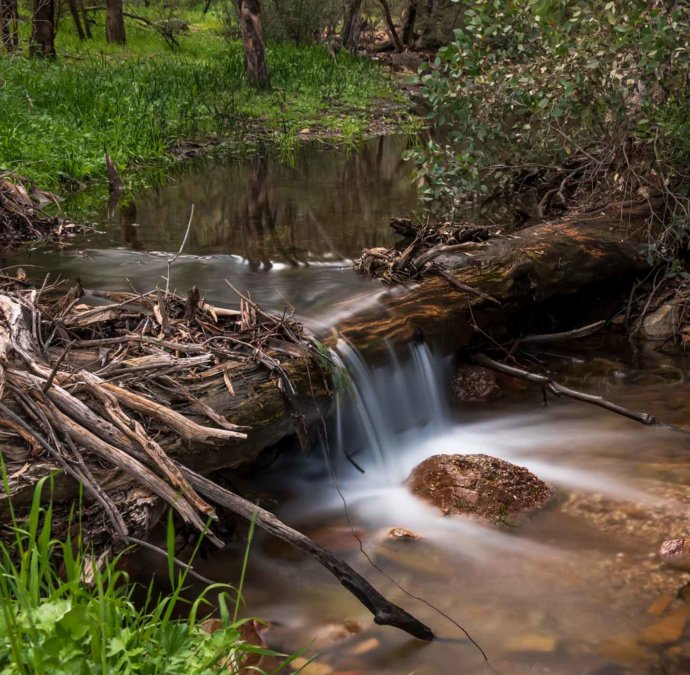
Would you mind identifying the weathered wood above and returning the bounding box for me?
[181,469,435,641]
[340,199,660,353]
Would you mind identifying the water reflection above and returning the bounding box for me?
[101,135,417,264]
[0,136,417,327]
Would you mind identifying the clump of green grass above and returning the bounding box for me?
[0,7,403,195]
[0,473,283,674]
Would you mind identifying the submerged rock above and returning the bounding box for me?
[452,365,500,402]
[407,453,553,520]
[660,538,690,570]
[387,527,421,541]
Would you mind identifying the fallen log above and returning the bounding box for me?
[345,198,662,352]
[0,280,434,641]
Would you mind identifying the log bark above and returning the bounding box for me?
[339,199,661,353]
[236,0,270,88]
[30,0,56,57]
[105,0,126,45]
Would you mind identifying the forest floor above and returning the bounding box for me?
[0,4,419,226]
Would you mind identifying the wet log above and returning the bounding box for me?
[340,199,661,352]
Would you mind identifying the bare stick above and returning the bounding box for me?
[164,205,195,295]
[472,353,681,429]
[178,466,435,642]
[518,320,606,345]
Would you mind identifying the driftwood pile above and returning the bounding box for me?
[0,276,434,641]
[0,174,89,245]
[354,216,495,284]
[0,277,320,546]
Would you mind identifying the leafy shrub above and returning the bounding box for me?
[407,0,690,247]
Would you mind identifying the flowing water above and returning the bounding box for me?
[6,136,690,673]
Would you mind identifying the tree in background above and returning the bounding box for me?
[236,0,270,88]
[67,0,87,41]
[342,0,362,52]
[30,0,56,56]
[106,0,126,44]
[0,0,19,52]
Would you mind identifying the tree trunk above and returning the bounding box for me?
[339,199,663,353]
[67,0,86,40]
[105,0,126,45]
[402,0,417,47]
[377,0,404,52]
[341,0,361,52]
[30,0,56,57]
[80,0,92,38]
[236,0,270,88]
[1,0,19,51]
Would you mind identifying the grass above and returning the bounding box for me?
[0,5,408,197]
[0,472,287,674]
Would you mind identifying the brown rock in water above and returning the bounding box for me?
[638,605,690,645]
[387,527,420,541]
[452,365,500,402]
[660,538,690,570]
[407,454,553,520]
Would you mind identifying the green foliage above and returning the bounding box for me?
[259,0,342,44]
[0,7,398,195]
[407,0,690,232]
[0,472,281,674]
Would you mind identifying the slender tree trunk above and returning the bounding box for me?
[67,0,85,40]
[377,0,404,52]
[402,0,417,47]
[341,0,361,52]
[203,0,213,13]
[105,0,126,45]
[79,0,92,38]
[1,0,18,51]
[236,0,270,88]
[30,0,56,57]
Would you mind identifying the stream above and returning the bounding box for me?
[4,136,690,674]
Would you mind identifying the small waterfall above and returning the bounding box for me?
[326,339,450,484]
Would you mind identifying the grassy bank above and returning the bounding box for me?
[0,477,283,674]
[0,6,408,195]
